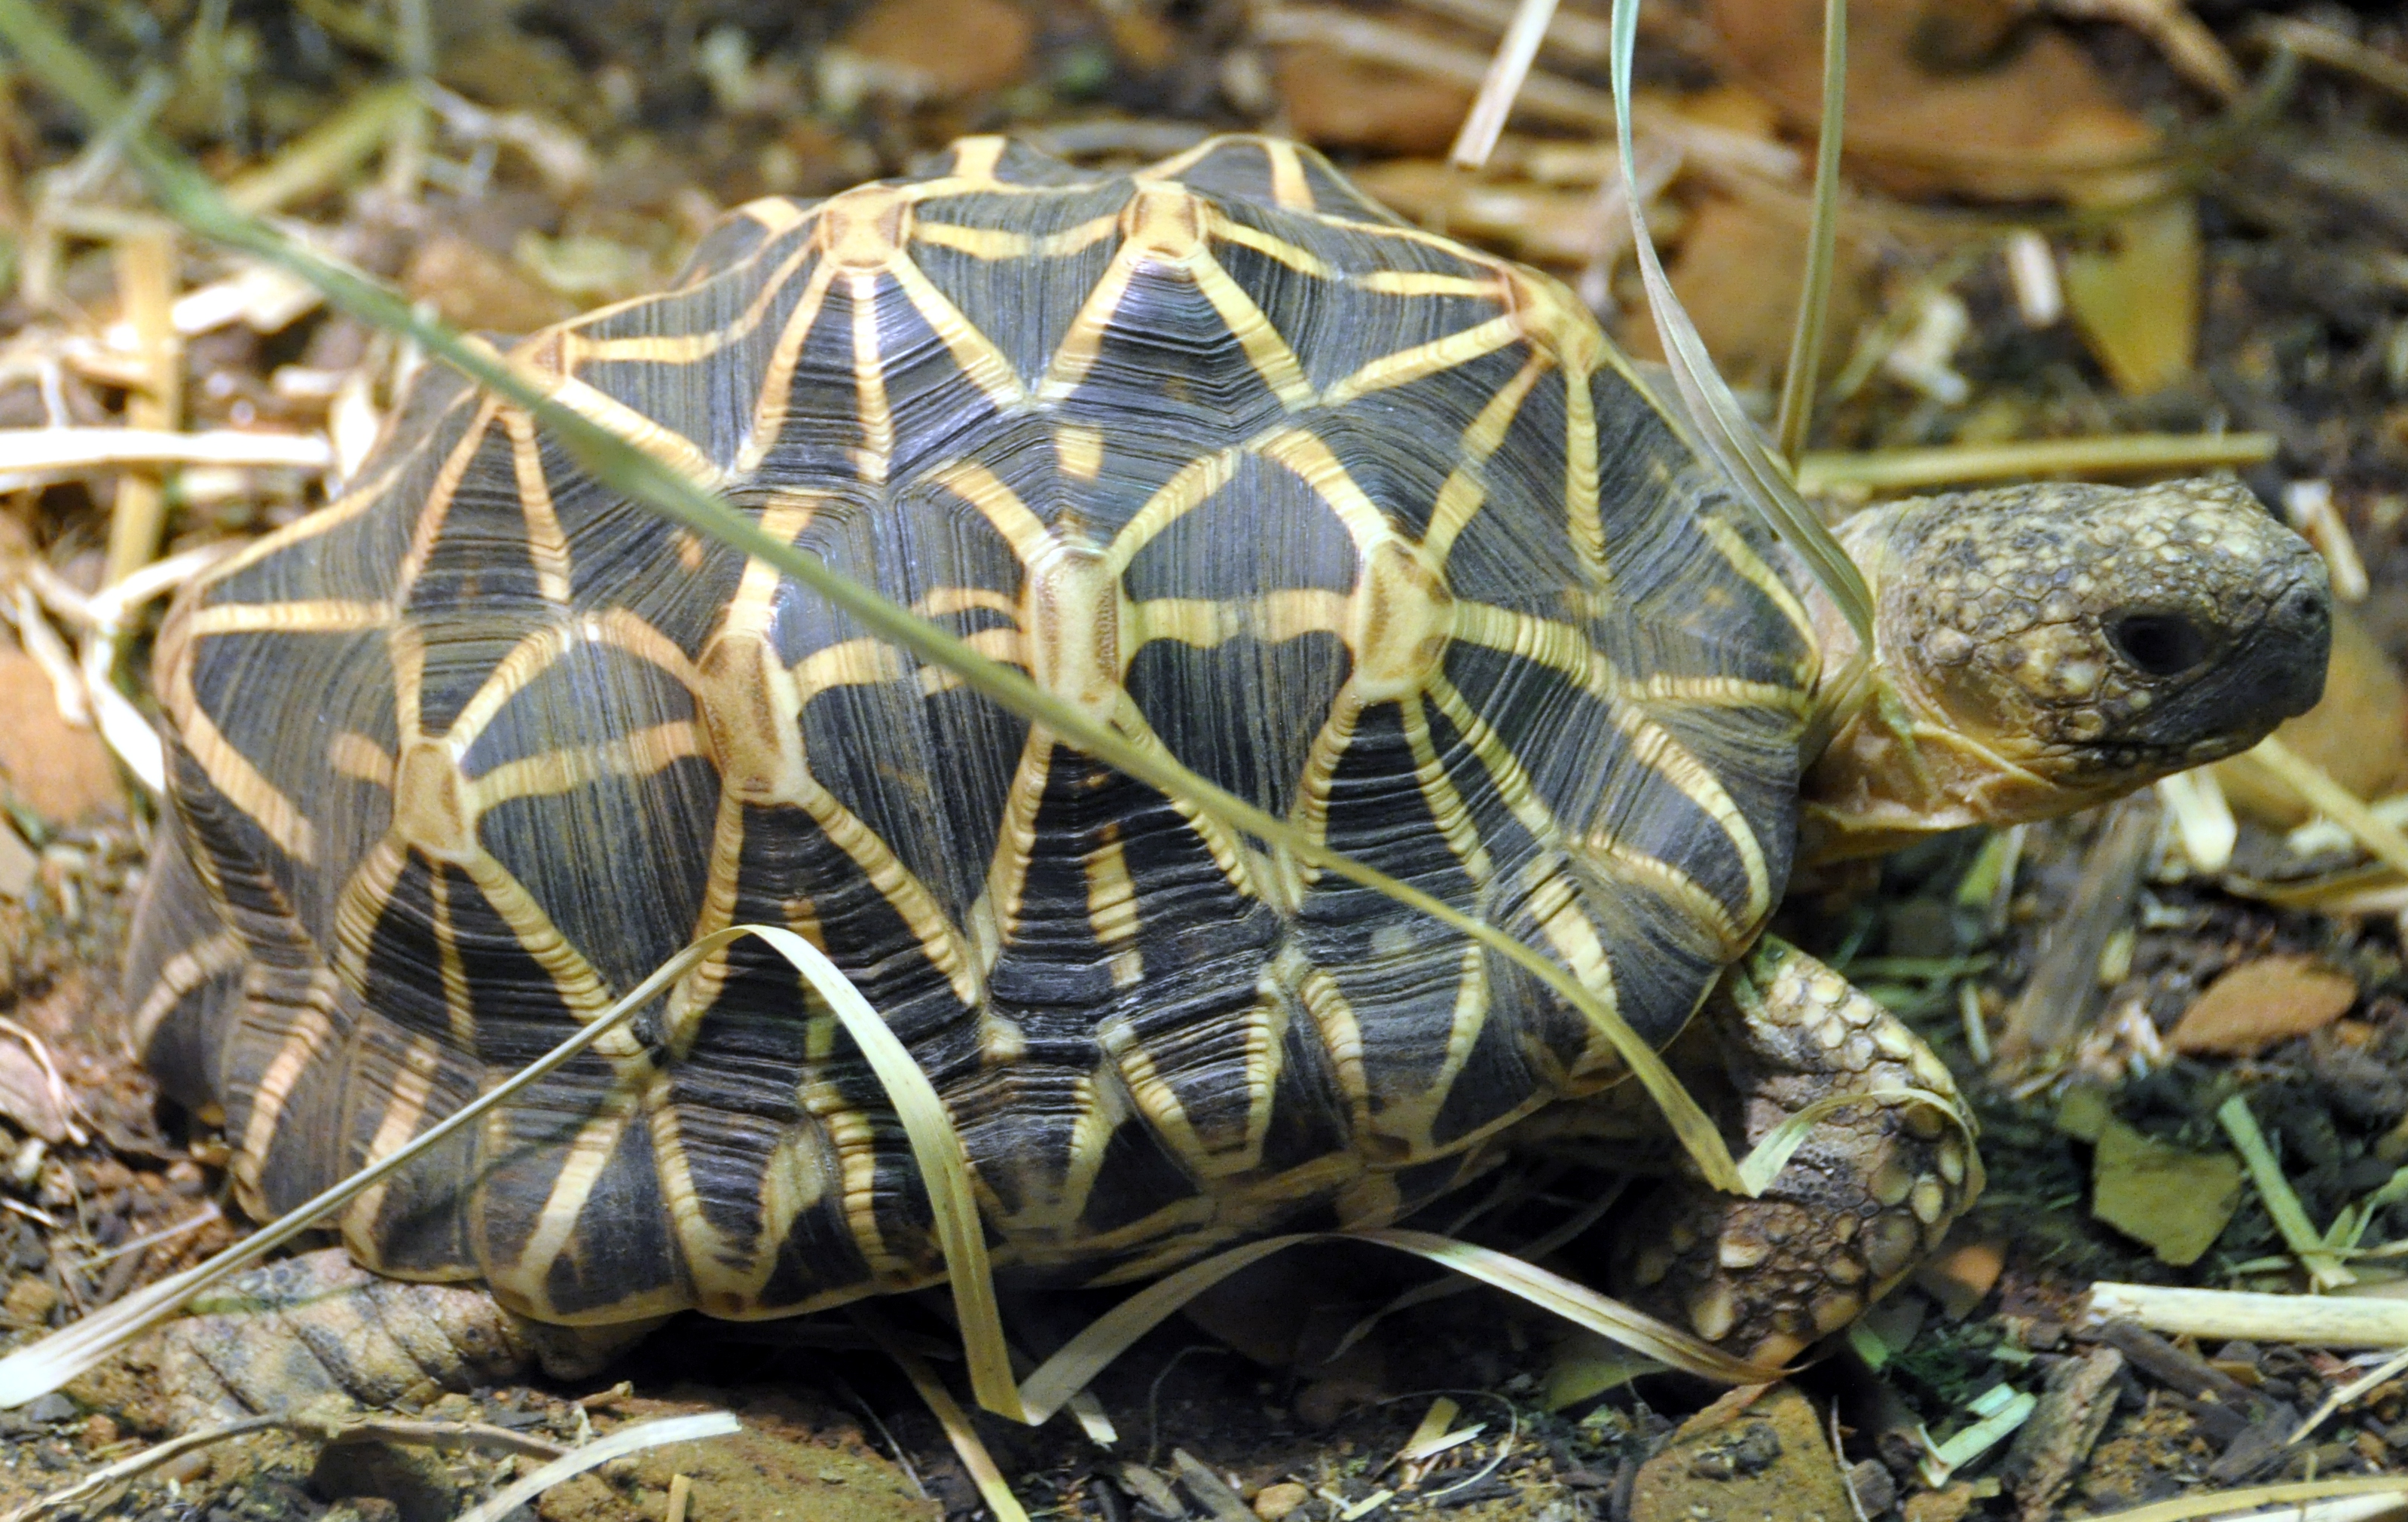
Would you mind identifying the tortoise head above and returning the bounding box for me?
[1801,475,2330,859]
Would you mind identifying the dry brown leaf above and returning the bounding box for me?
[1272,45,1474,155]
[0,1040,69,1144]
[843,0,1035,102]
[0,646,120,824]
[1708,0,2161,201]
[1913,1232,2009,1319]
[1625,194,1873,390]
[2169,955,2359,1057]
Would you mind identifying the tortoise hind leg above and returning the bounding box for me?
[141,1249,663,1430]
[1611,938,1982,1368]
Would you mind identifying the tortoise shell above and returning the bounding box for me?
[124,135,1818,1326]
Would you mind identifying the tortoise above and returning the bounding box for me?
[121,134,2330,1404]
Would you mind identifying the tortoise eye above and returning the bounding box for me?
[2111,612,2211,677]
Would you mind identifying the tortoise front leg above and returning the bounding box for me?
[1612,937,1982,1368]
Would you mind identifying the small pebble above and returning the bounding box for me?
[1253,1481,1311,1520]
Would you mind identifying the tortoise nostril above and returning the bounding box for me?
[2112,612,2211,677]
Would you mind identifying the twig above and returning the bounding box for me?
[0,427,332,475]
[2088,1283,2408,1346]
[1795,432,2278,495]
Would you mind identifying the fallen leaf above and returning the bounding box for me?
[2061,197,2202,394]
[842,0,1034,102]
[1271,44,1473,156]
[0,647,121,824]
[0,1041,68,1144]
[1708,0,2160,201]
[2090,1120,2241,1266]
[1913,1233,2009,1319]
[2169,955,2358,1056]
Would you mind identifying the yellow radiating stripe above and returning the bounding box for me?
[429,863,478,1048]
[1209,215,1332,277]
[1036,243,1141,404]
[1561,350,1604,587]
[503,409,574,603]
[931,459,1052,559]
[1399,693,1492,885]
[1696,514,1818,653]
[1254,429,1397,556]
[1190,253,1316,410]
[1107,692,1257,898]
[793,637,911,698]
[561,242,816,366]
[327,835,411,995]
[393,397,506,604]
[1282,950,1371,1138]
[720,493,824,645]
[985,729,1053,939]
[800,1067,906,1282]
[1287,683,1362,867]
[127,930,245,1048]
[1420,356,1548,569]
[206,446,420,582]
[342,1031,445,1258]
[664,790,749,1051]
[497,1096,646,1321]
[1520,860,1619,1010]
[1264,141,1315,210]
[1056,423,1105,481]
[186,599,389,637]
[946,134,1010,183]
[456,851,621,1022]
[1424,674,1560,842]
[913,213,1119,261]
[235,976,340,1191]
[1587,833,1745,956]
[441,622,579,753]
[1355,271,1502,298]
[1127,588,1349,648]
[1604,700,1771,924]
[1635,671,1812,711]
[787,771,982,1009]
[542,373,723,487]
[888,257,1030,408]
[1447,601,1597,683]
[734,258,839,474]
[468,721,708,805]
[1130,137,1225,182]
[1104,445,1242,574]
[387,622,426,742]
[916,625,1025,695]
[1085,824,1144,990]
[167,686,316,863]
[848,272,894,484]
[1321,315,1524,408]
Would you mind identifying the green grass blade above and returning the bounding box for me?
[0,0,1746,1193]
[1774,0,1847,464]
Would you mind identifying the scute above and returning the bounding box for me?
[127,135,1817,1326]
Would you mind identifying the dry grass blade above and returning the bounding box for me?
[1605,0,1874,647]
[854,1307,1031,1522]
[1773,0,1845,465]
[0,428,332,473]
[736,925,1017,1421]
[0,0,1745,1196]
[1795,432,2278,494]
[2290,1345,2408,1445]
[449,1413,741,1522]
[1017,1227,1781,1425]
[2075,1475,2408,1522]
[1450,0,1562,171]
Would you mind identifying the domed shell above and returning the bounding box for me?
[127,135,1820,1325]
